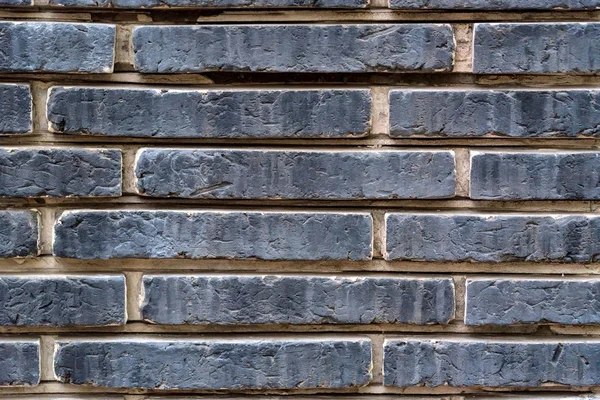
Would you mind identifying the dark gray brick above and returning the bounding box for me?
[0,340,39,386]
[389,90,600,138]
[0,22,115,73]
[0,210,38,258]
[466,279,600,326]
[51,0,367,7]
[0,84,31,135]
[135,149,455,200]
[0,276,125,326]
[141,275,455,325]
[385,214,600,263]
[470,151,600,200]
[474,23,600,74]
[0,148,121,198]
[47,87,371,139]
[390,0,600,9]
[54,338,372,389]
[54,211,373,260]
[385,338,600,387]
[0,0,31,5]
[133,24,455,73]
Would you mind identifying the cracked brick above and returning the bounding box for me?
[50,0,367,7]
[0,340,39,386]
[390,0,600,9]
[0,84,31,135]
[0,210,39,258]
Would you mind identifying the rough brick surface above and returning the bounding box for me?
[133,24,455,73]
[390,0,600,9]
[389,90,600,138]
[466,279,600,326]
[51,0,367,7]
[0,84,31,135]
[0,23,115,73]
[385,214,600,263]
[470,152,600,200]
[0,0,31,5]
[141,275,455,325]
[474,23,600,74]
[385,338,600,387]
[0,276,125,327]
[54,211,373,260]
[47,88,371,139]
[0,210,38,258]
[0,340,39,386]
[54,338,372,389]
[0,148,121,198]
[135,149,456,200]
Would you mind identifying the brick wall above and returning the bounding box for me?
[0,1,599,399]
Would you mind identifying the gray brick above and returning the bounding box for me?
[141,275,455,325]
[51,0,367,7]
[466,279,600,326]
[470,151,600,200]
[0,22,114,73]
[390,0,600,9]
[133,24,455,73]
[0,148,121,198]
[0,275,125,326]
[0,0,31,5]
[54,338,372,389]
[135,149,455,200]
[389,89,600,138]
[474,23,600,74]
[0,210,38,258]
[0,84,31,135]
[54,211,373,261]
[385,214,600,263]
[385,338,600,387]
[47,87,371,139]
[0,340,39,386]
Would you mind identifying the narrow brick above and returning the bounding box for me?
[0,0,31,5]
[135,149,456,200]
[389,89,600,138]
[0,148,121,198]
[385,338,600,387]
[0,210,38,258]
[0,22,115,73]
[466,279,600,326]
[474,23,600,74]
[470,151,600,200]
[0,84,31,135]
[141,275,455,325]
[0,340,39,386]
[54,338,372,389]
[47,87,371,139]
[51,0,367,7]
[54,211,373,260]
[390,0,600,9]
[385,214,600,263]
[133,25,455,73]
[0,276,125,326]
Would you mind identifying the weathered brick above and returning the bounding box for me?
[0,22,115,73]
[0,0,31,5]
[470,151,600,200]
[474,23,600,74]
[141,275,455,325]
[389,89,600,138]
[0,148,121,198]
[0,210,38,258]
[135,149,456,200]
[385,214,600,263]
[0,276,125,326]
[47,87,371,139]
[390,0,600,9]
[0,340,39,386]
[466,278,600,326]
[51,0,367,7]
[133,24,455,73]
[54,338,372,389]
[54,211,373,260]
[385,338,600,387]
[0,84,31,135]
